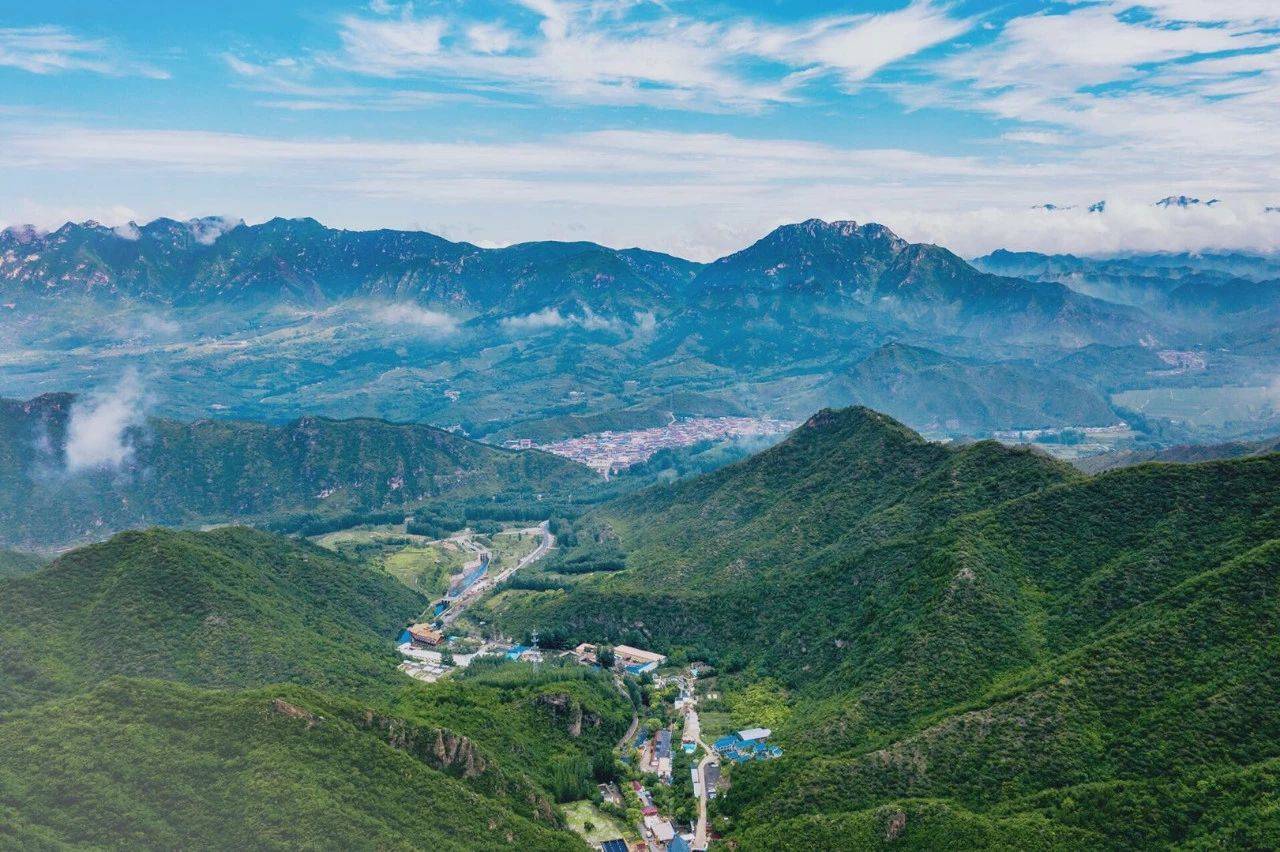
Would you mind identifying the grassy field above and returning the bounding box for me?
[311,526,470,597]
[484,529,541,574]
[697,710,735,743]
[560,800,636,845]
[384,544,469,597]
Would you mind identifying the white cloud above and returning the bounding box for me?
[64,370,149,473]
[365,302,460,335]
[112,221,141,240]
[186,216,242,245]
[7,122,1280,259]
[884,199,1280,259]
[466,23,515,55]
[915,2,1280,167]
[336,12,448,76]
[501,307,568,332]
[633,311,657,337]
[499,305,626,334]
[0,25,167,78]
[1001,130,1068,146]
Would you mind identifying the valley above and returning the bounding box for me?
[6,218,1280,474]
[2,217,1279,851]
[9,1,1280,846]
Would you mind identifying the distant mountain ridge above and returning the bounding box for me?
[2,216,1156,350]
[0,215,700,317]
[670,218,1155,354]
[817,342,1117,433]
[974,247,1280,335]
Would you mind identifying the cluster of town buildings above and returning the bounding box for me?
[508,417,796,477]
[396,625,545,682]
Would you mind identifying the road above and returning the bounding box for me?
[439,522,553,627]
[694,735,714,851]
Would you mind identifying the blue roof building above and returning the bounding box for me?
[713,734,740,752]
[505,645,527,660]
[656,729,673,759]
[669,836,692,852]
[601,840,628,852]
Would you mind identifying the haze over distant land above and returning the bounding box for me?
[3,2,1280,258]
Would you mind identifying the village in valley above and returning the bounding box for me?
[506,417,797,478]
[385,531,779,851]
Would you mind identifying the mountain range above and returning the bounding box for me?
[487,405,1280,848]
[6,214,1280,463]
[974,249,1280,337]
[1,216,1154,350]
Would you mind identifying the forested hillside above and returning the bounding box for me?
[0,527,426,709]
[0,527,630,849]
[0,392,595,548]
[488,406,1280,848]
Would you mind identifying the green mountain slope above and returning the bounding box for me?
[487,408,1080,672]
[0,679,588,852]
[0,526,425,709]
[0,526,631,849]
[0,548,44,578]
[487,406,1280,848]
[0,392,595,548]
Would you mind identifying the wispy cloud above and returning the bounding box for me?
[501,307,569,332]
[226,0,971,112]
[364,302,459,336]
[64,370,150,473]
[0,25,168,78]
[910,2,1280,167]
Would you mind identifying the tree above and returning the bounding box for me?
[598,646,616,669]
[440,649,455,667]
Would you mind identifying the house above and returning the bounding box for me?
[690,766,702,799]
[598,782,622,806]
[656,728,673,779]
[572,642,598,665]
[656,729,673,759]
[407,623,444,647]
[737,727,771,743]
[644,816,675,843]
[613,644,666,674]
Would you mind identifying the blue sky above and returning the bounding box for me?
[2,0,1279,258]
